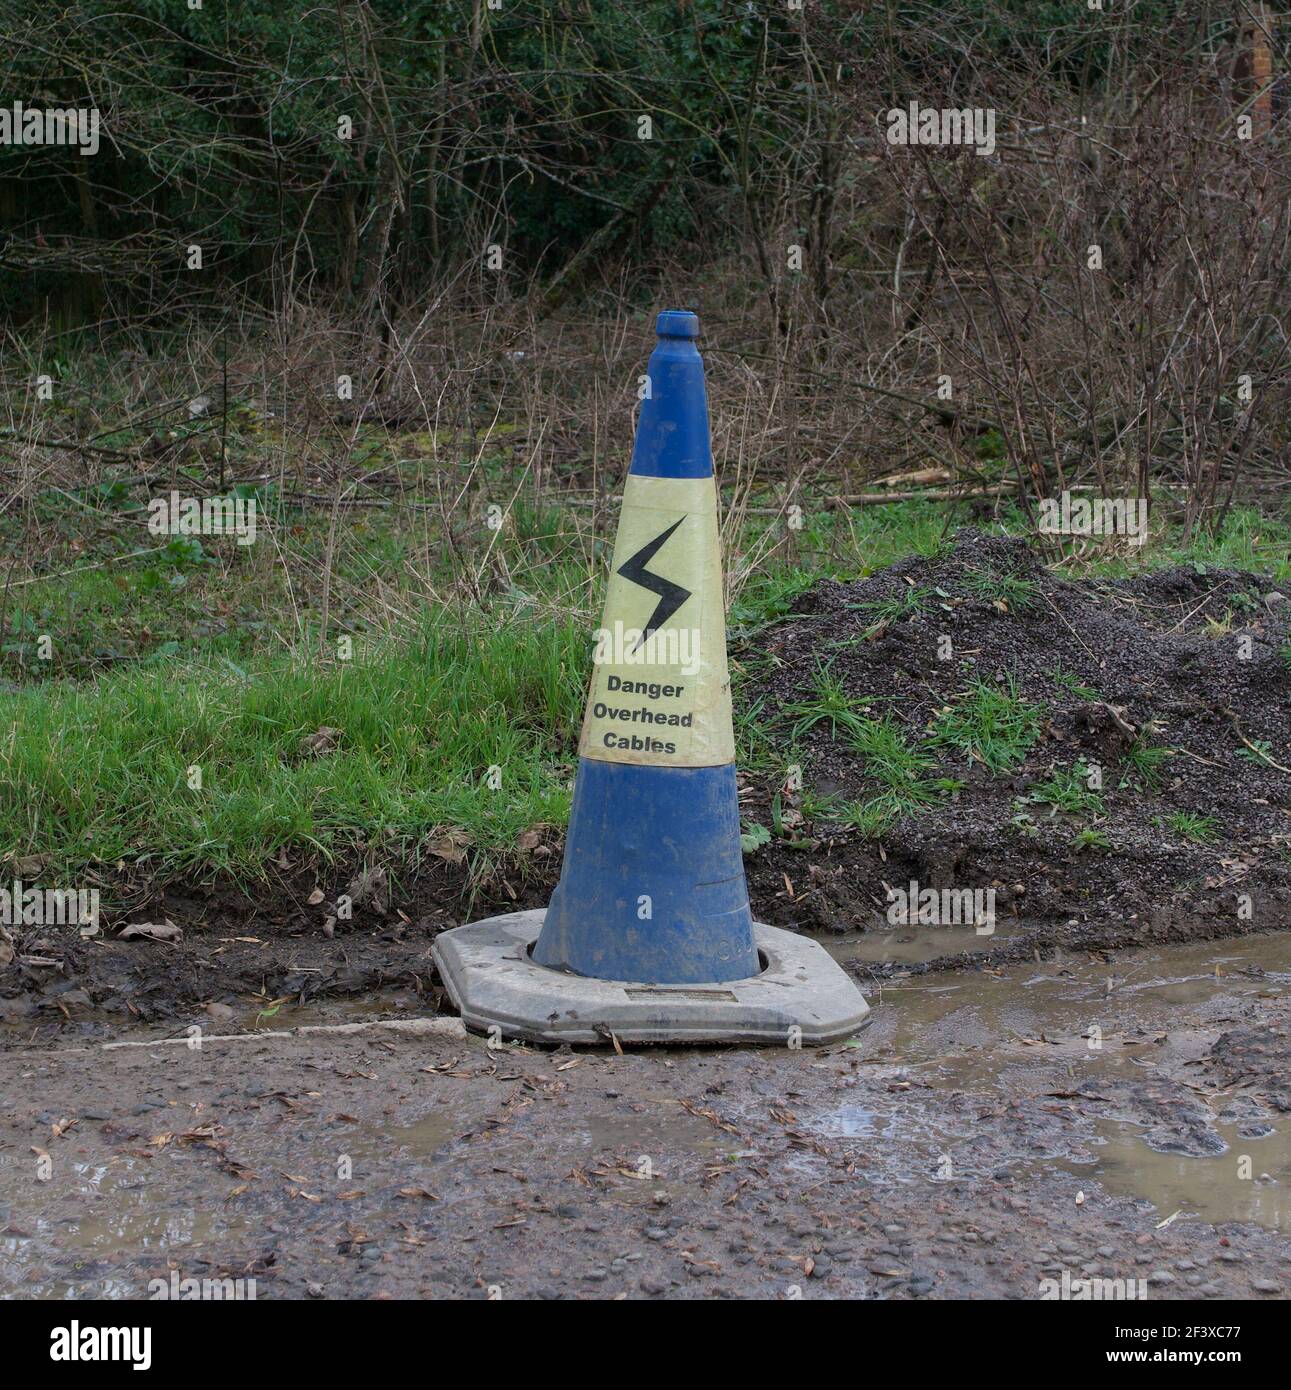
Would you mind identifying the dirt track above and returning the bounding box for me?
[2,935,1286,1300]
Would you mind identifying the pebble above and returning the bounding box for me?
[1252,1279,1281,1293]
[583,1268,608,1282]
[645,1227,669,1241]
[1149,1269,1175,1285]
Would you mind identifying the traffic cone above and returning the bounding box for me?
[532,308,758,984]
[432,310,869,1045]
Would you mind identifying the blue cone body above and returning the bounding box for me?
[532,310,760,984]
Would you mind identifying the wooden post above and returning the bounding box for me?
[1237,3,1276,136]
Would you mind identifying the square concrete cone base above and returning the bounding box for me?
[431,910,871,1046]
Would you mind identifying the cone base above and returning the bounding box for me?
[432,910,871,1047]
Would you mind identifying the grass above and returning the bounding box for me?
[0,616,584,886]
[1051,660,1101,701]
[835,715,962,839]
[845,584,933,629]
[1166,811,1219,843]
[781,664,872,741]
[1120,738,1170,790]
[961,567,1040,612]
[1025,762,1108,819]
[0,473,1283,889]
[932,675,1045,773]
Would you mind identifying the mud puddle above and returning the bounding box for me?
[0,1151,257,1299]
[2,931,1287,1299]
[823,918,1027,967]
[805,934,1289,1229]
[1036,1121,1290,1230]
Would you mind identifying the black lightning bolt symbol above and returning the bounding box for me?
[617,517,692,651]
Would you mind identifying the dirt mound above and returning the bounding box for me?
[741,528,1291,967]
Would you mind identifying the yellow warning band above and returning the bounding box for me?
[579,474,736,768]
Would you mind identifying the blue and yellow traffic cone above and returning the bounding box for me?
[433,310,869,1045]
[532,309,758,984]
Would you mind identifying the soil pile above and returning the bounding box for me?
[742,529,1291,967]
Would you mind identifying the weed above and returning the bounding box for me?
[1026,763,1108,818]
[1120,738,1169,790]
[932,676,1045,773]
[1051,660,1101,701]
[1166,811,1218,842]
[962,567,1040,613]
[781,664,871,741]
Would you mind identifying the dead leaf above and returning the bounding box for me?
[119,920,182,943]
[427,827,472,866]
[301,726,342,757]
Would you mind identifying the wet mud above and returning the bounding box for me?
[1,935,1287,1299]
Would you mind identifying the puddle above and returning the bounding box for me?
[809,934,1290,1227]
[578,1106,726,1158]
[0,1155,253,1299]
[824,919,1027,967]
[1042,1121,1291,1230]
[856,934,1290,1072]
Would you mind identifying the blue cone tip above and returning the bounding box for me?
[631,309,711,479]
[655,309,699,339]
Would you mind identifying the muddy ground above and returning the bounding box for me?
[1,529,1288,1300]
[1,935,1287,1300]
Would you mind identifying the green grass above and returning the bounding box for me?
[834,715,962,839]
[961,567,1040,612]
[1025,762,1108,819]
[1166,811,1219,843]
[932,675,1045,773]
[846,584,933,627]
[781,664,872,741]
[0,472,1284,888]
[0,616,585,886]
[1051,660,1101,701]
[1120,738,1170,790]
